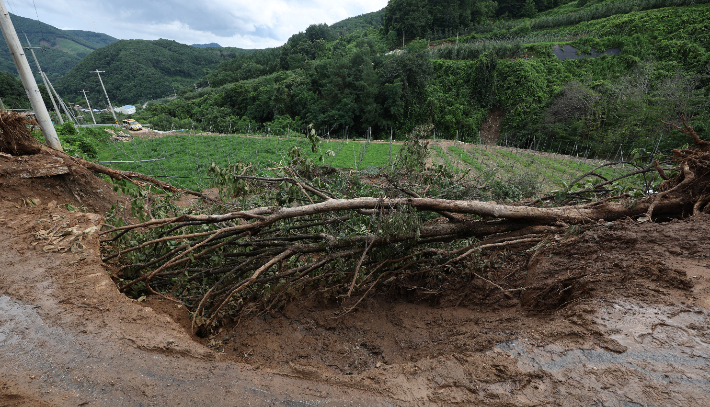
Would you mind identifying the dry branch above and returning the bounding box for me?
[98,120,710,335]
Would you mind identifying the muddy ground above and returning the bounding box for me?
[1,152,710,406]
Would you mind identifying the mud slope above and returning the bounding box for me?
[2,150,710,405]
[223,216,710,406]
[0,201,394,406]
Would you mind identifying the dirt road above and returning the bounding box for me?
[0,202,394,406]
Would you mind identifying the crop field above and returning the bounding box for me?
[437,142,646,193]
[98,133,404,189]
[97,132,657,197]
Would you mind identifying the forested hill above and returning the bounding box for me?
[53,39,244,106]
[0,13,117,81]
[0,72,29,109]
[329,9,385,37]
[135,0,709,159]
[191,43,223,48]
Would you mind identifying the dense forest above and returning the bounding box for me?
[129,0,708,158]
[0,72,29,109]
[0,13,117,82]
[330,9,386,37]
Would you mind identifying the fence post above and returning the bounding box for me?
[389,127,393,165]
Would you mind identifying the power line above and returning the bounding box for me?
[5,0,14,14]
[30,0,44,44]
[80,89,96,125]
[23,32,63,124]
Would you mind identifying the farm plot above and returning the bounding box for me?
[434,141,656,197]
[98,133,402,190]
[98,132,657,198]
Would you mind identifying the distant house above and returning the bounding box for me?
[114,105,137,115]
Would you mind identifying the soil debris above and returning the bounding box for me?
[1,116,710,405]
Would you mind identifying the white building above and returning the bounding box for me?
[114,105,136,115]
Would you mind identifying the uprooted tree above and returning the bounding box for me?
[2,111,708,335]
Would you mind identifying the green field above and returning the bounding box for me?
[97,133,657,197]
[55,38,93,56]
[98,134,402,190]
[437,142,654,195]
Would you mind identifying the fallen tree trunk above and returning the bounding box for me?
[4,109,701,335]
[38,145,218,202]
[98,118,710,335]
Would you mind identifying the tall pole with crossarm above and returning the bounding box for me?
[0,0,62,150]
[91,70,118,124]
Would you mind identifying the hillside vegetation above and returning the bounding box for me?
[131,0,708,160]
[0,13,117,82]
[0,72,28,109]
[54,40,250,107]
[330,9,385,37]
[55,39,262,107]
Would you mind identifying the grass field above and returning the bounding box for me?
[97,132,656,196]
[98,133,403,190]
[438,142,652,194]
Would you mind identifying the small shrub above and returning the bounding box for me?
[56,122,101,160]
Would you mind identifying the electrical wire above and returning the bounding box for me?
[6,0,17,15]
[30,0,45,46]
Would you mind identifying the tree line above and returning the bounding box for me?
[134,2,708,159]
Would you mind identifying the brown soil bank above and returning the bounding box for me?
[0,166,389,406]
[220,215,710,405]
[1,150,710,405]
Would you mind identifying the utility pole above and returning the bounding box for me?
[44,73,76,124]
[0,97,5,112]
[0,0,62,150]
[23,33,63,124]
[80,89,96,125]
[90,69,118,124]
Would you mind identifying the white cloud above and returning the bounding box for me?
[8,0,388,48]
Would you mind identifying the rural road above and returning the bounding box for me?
[0,203,396,406]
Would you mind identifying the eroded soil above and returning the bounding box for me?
[2,152,710,406]
[214,216,710,405]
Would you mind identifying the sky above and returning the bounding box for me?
[4,0,388,48]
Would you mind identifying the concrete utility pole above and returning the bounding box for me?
[90,70,118,124]
[44,72,76,124]
[24,33,63,124]
[0,97,5,112]
[80,90,96,125]
[0,0,62,150]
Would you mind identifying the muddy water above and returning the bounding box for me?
[0,295,393,406]
[496,300,710,406]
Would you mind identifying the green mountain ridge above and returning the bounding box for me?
[54,39,248,106]
[191,43,222,48]
[0,13,118,82]
[1,9,384,107]
[330,9,385,37]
